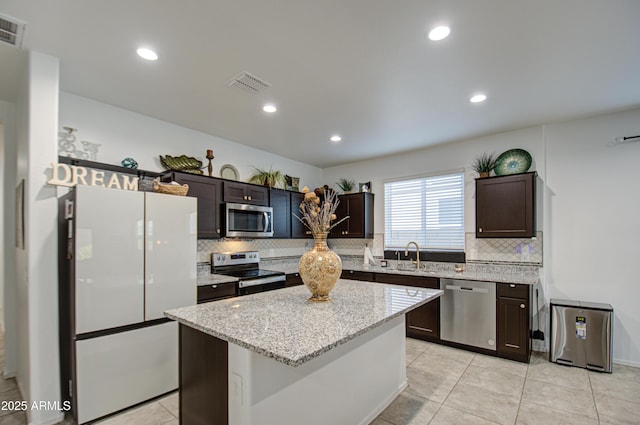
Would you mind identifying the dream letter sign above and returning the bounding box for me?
[48,163,139,191]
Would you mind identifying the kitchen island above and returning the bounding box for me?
[165,279,442,425]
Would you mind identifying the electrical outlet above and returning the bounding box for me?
[231,372,243,406]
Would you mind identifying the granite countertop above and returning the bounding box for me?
[262,259,539,285]
[196,272,238,286]
[165,279,441,367]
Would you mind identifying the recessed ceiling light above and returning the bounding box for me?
[427,26,450,41]
[330,135,342,143]
[136,47,158,61]
[262,104,277,113]
[470,94,487,103]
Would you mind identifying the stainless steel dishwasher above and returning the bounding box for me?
[440,279,497,350]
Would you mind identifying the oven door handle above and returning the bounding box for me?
[238,275,285,288]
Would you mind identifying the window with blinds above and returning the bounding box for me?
[384,172,464,251]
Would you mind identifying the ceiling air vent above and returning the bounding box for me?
[0,14,26,48]
[227,71,271,94]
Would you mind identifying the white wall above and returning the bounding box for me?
[545,109,640,367]
[59,92,323,189]
[323,126,545,236]
[0,99,18,378]
[15,51,62,425]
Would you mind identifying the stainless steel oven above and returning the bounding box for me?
[224,203,273,238]
[212,251,285,295]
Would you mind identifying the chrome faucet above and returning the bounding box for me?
[404,241,420,270]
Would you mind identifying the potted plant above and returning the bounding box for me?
[248,166,285,188]
[336,178,356,194]
[472,152,497,178]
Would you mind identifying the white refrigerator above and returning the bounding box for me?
[59,185,197,424]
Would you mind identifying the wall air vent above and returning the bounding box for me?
[227,71,271,94]
[0,14,26,48]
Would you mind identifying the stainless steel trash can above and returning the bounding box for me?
[549,299,613,373]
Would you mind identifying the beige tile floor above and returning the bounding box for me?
[1,336,639,424]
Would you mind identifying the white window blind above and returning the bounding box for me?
[384,172,464,251]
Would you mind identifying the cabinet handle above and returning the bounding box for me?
[479,227,483,232]
[248,196,252,200]
[211,285,218,289]
[349,270,354,274]
[510,284,516,288]
[520,304,525,309]
[506,343,520,348]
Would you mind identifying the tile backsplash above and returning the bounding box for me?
[197,234,385,263]
[465,231,542,265]
[198,232,542,266]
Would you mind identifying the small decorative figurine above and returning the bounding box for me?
[121,157,138,169]
[206,149,215,176]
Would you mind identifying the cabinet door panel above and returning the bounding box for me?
[497,296,529,359]
[291,192,312,238]
[476,172,535,238]
[375,273,440,340]
[270,189,291,238]
[224,182,269,206]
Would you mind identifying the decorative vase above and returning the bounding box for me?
[299,232,342,302]
[479,171,490,178]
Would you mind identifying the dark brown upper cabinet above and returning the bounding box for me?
[290,192,312,239]
[269,188,291,239]
[167,172,222,239]
[331,192,374,238]
[476,172,536,238]
[223,181,269,206]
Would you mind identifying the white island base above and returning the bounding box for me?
[228,315,407,425]
[170,281,442,425]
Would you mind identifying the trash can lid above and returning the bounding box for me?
[550,298,612,311]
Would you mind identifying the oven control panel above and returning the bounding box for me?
[212,251,260,267]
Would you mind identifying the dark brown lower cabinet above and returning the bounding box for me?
[285,273,303,287]
[180,325,228,425]
[340,270,375,282]
[374,273,440,342]
[496,283,531,362]
[197,282,237,303]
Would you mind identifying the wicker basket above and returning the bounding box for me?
[152,179,189,196]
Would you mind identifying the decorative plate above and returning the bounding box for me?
[220,164,239,180]
[494,149,532,175]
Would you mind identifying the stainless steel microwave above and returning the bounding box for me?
[224,203,274,238]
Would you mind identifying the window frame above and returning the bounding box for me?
[383,169,465,254]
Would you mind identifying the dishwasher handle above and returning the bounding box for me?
[445,284,490,294]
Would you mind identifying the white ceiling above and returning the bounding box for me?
[1,1,639,167]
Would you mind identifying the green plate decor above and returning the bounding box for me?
[159,154,204,174]
[494,149,532,175]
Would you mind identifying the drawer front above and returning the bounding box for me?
[375,273,439,289]
[497,282,530,299]
[197,282,237,303]
[285,273,303,287]
[341,270,375,282]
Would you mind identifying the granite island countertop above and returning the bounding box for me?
[165,279,441,367]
